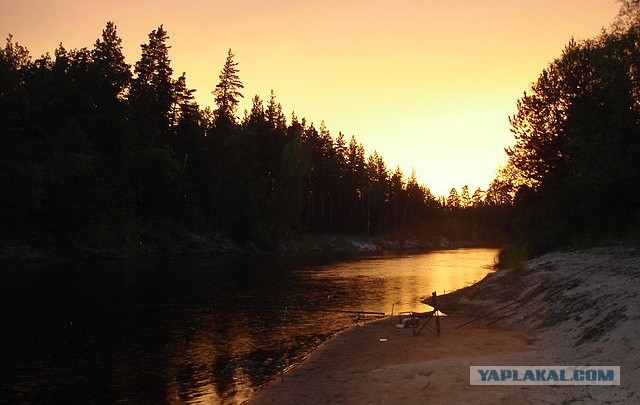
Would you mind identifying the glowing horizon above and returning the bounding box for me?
[0,0,620,196]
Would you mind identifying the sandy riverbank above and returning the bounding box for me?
[248,246,639,404]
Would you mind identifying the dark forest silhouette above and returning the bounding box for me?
[495,1,640,254]
[0,23,503,255]
[2,1,640,257]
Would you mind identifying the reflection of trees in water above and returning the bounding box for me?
[212,354,236,400]
[3,250,496,404]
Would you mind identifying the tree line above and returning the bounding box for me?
[0,23,503,255]
[490,0,640,254]
[7,2,637,258]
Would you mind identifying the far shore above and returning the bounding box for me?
[248,245,639,404]
[0,232,489,262]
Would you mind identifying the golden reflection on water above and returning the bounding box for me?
[2,246,499,404]
[307,248,498,314]
[163,248,498,404]
[164,314,261,404]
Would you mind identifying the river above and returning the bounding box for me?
[1,248,497,404]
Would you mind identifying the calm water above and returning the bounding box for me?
[1,248,496,404]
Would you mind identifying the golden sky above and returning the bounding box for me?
[0,0,620,196]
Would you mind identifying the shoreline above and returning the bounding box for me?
[248,315,552,405]
[0,233,487,263]
[247,246,639,404]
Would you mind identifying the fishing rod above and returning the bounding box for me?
[137,302,386,316]
[280,306,385,316]
[208,303,386,316]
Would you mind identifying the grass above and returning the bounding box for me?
[496,244,529,271]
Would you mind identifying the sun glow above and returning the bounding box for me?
[0,0,620,195]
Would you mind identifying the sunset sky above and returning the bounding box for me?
[0,0,621,196]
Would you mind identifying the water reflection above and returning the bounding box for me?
[1,248,496,404]
[305,248,497,314]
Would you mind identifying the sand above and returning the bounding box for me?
[248,246,640,404]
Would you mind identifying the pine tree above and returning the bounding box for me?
[265,89,286,130]
[405,169,428,222]
[171,72,196,128]
[273,125,306,231]
[389,166,404,226]
[471,188,485,207]
[130,25,174,141]
[92,21,131,98]
[447,188,460,209]
[614,0,640,31]
[245,95,265,126]
[0,34,30,73]
[213,49,244,125]
[366,151,389,234]
[460,185,471,208]
[0,34,37,234]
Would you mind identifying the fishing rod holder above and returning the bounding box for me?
[396,292,441,336]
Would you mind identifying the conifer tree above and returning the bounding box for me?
[92,21,131,98]
[405,169,428,221]
[471,188,485,207]
[213,49,244,125]
[389,166,404,226]
[130,25,174,140]
[171,72,196,128]
[0,34,30,74]
[265,89,286,130]
[447,188,460,208]
[246,95,265,126]
[460,185,471,208]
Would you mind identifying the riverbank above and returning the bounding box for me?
[249,316,554,405]
[248,246,639,404]
[0,232,473,262]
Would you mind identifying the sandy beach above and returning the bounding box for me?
[248,246,640,404]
